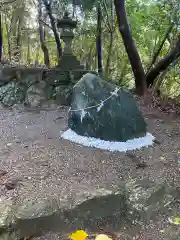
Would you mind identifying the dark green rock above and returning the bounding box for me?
[0,82,26,107]
[68,73,147,142]
[52,85,72,105]
[20,71,43,88]
[25,81,53,108]
[0,65,16,86]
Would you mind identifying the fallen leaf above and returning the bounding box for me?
[95,234,113,240]
[168,217,180,225]
[69,230,88,240]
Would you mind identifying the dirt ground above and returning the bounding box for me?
[0,103,180,240]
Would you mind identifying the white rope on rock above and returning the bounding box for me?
[69,87,121,112]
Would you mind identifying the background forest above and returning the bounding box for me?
[0,0,180,99]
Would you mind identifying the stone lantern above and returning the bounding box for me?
[57,11,84,70]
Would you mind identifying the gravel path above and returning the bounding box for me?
[0,105,180,239]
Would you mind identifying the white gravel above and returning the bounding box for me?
[61,129,155,152]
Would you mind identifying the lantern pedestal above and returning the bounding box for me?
[58,55,84,71]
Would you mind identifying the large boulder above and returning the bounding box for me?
[0,65,16,86]
[20,71,43,88]
[68,73,147,142]
[25,81,52,108]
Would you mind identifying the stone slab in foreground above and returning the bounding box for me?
[0,180,179,239]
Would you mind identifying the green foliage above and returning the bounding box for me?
[0,0,180,97]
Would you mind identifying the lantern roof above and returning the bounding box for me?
[57,11,77,29]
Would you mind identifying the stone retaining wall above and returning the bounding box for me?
[0,66,96,108]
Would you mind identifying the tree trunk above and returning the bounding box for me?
[14,16,22,62]
[38,0,50,67]
[72,0,76,18]
[147,23,174,73]
[105,0,114,76]
[27,33,31,64]
[152,68,169,95]
[43,0,62,63]
[9,12,17,61]
[10,6,24,62]
[114,0,146,95]
[4,15,11,61]
[35,42,40,64]
[96,3,103,75]
[0,14,2,62]
[86,43,93,70]
[105,32,113,76]
[41,27,50,67]
[146,36,180,87]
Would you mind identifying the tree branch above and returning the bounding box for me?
[42,0,62,60]
[101,0,112,33]
[39,19,52,30]
[146,23,174,74]
[96,3,103,74]
[146,33,180,87]
[0,0,17,5]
